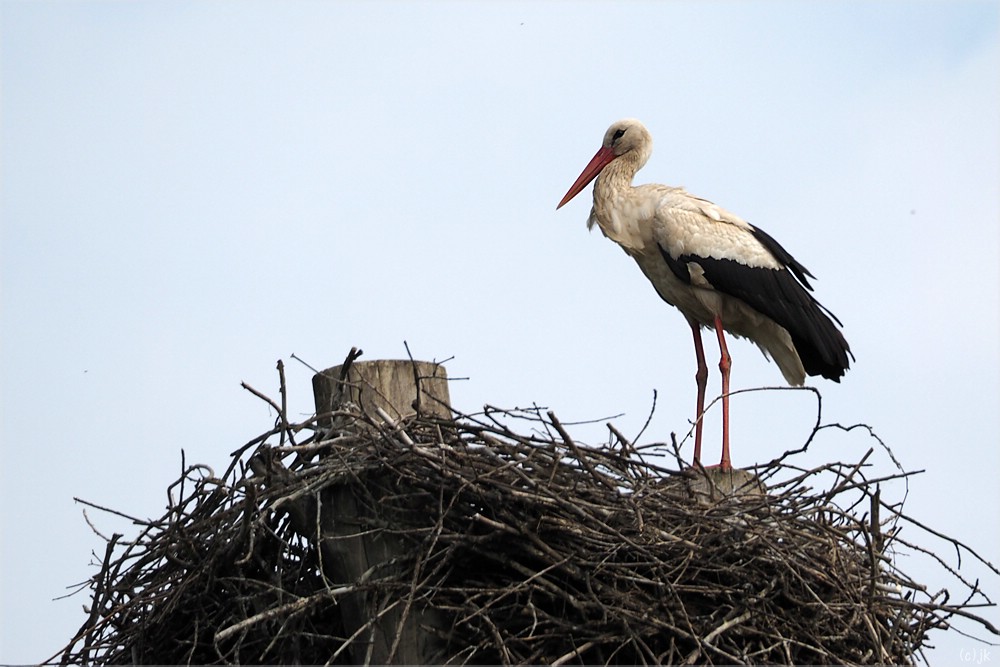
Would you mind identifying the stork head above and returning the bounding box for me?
[557,118,653,209]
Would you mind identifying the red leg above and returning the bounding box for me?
[713,314,733,470]
[689,318,708,466]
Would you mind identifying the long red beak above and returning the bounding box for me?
[557,146,616,209]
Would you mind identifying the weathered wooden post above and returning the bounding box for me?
[313,357,451,423]
[685,466,765,503]
[311,358,450,665]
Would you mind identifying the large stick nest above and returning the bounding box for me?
[56,362,997,665]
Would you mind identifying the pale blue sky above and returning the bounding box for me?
[2,1,998,662]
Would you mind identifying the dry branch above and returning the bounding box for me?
[53,361,998,665]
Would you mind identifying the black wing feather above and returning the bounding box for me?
[658,227,853,381]
[749,225,815,288]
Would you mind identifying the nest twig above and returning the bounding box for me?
[53,360,998,665]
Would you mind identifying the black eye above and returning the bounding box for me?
[612,128,626,142]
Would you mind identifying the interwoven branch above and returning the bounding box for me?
[53,365,998,665]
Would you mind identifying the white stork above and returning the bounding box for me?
[557,118,852,470]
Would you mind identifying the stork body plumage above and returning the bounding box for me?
[557,119,852,470]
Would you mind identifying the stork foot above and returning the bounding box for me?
[692,459,733,472]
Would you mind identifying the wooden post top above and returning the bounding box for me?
[312,358,451,423]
